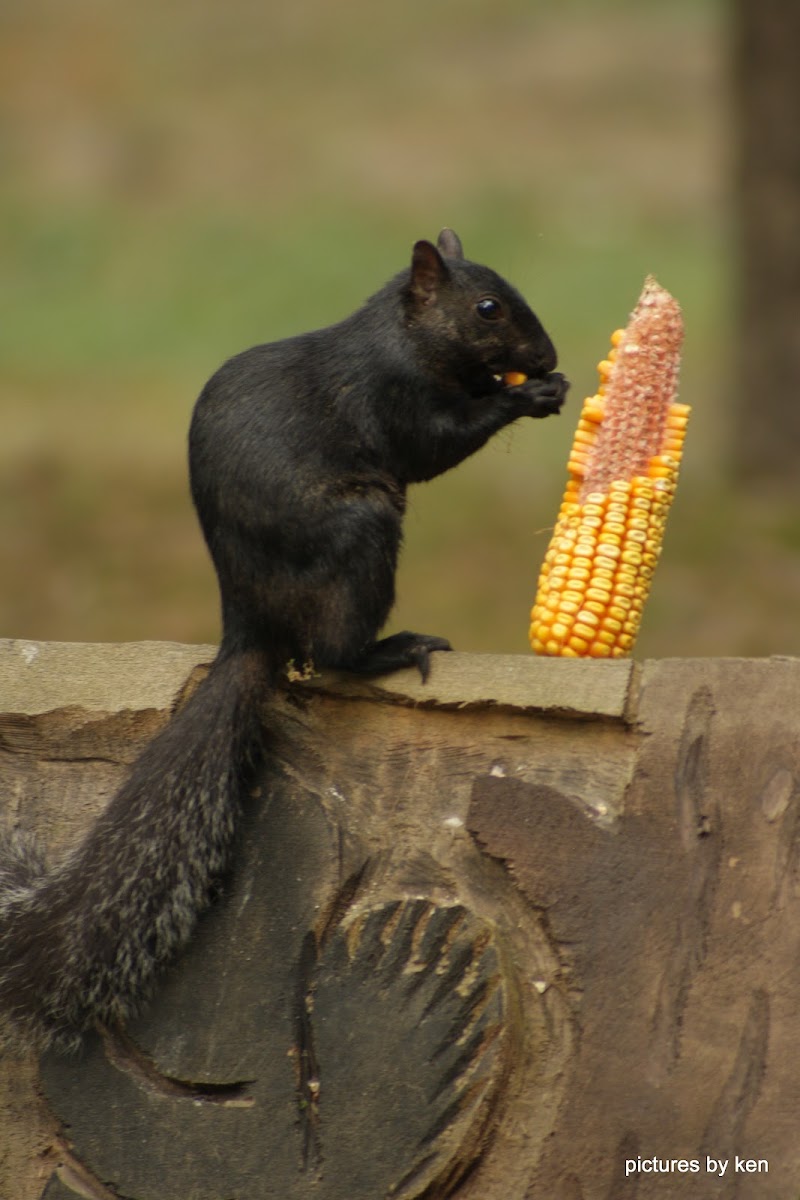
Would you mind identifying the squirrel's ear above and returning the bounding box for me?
[436,228,464,260]
[410,240,449,305]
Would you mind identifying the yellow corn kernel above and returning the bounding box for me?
[529,276,688,658]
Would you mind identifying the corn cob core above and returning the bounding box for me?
[530,276,688,659]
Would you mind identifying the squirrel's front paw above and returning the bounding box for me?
[510,371,569,418]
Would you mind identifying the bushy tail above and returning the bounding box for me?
[0,648,270,1052]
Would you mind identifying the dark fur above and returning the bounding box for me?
[0,231,567,1050]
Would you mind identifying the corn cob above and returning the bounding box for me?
[529,276,688,658]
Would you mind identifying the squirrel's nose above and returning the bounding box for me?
[523,336,557,377]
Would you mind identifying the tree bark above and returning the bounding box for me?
[732,0,800,484]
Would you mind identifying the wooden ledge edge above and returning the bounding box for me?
[0,639,218,717]
[1,639,797,725]
[302,654,637,722]
[0,639,636,722]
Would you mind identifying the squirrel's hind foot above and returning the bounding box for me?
[340,631,452,684]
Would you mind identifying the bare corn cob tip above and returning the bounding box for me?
[529,276,688,658]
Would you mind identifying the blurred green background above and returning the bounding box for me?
[1,0,796,658]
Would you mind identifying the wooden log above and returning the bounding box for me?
[0,640,798,1199]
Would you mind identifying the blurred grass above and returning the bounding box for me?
[2,0,797,658]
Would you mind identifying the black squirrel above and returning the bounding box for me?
[0,229,567,1051]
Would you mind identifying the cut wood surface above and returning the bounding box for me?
[0,641,798,1199]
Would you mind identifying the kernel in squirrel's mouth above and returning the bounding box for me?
[493,371,528,386]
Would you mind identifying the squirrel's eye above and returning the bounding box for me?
[476,296,503,321]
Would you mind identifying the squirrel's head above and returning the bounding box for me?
[403,229,558,386]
